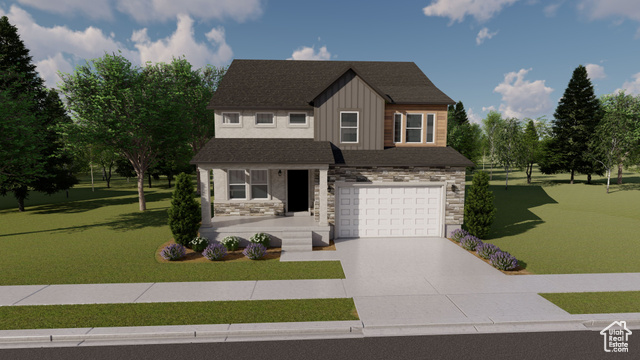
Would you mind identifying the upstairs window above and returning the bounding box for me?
[256,113,274,125]
[426,114,435,143]
[340,111,359,143]
[250,170,268,199]
[393,113,402,143]
[228,170,246,199]
[406,114,423,143]
[289,113,307,125]
[222,113,240,124]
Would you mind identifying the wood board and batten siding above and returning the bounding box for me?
[384,104,448,148]
[314,70,385,150]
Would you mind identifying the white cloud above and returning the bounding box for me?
[578,0,640,21]
[618,73,640,94]
[18,0,113,19]
[116,0,263,23]
[494,68,554,118]
[585,63,606,79]
[131,14,232,67]
[0,5,128,61]
[476,27,498,44]
[423,0,519,23]
[288,46,331,60]
[467,108,483,124]
[544,2,562,17]
[35,53,74,88]
[482,105,497,112]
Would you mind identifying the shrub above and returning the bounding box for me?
[167,173,201,247]
[464,171,496,239]
[476,242,500,259]
[460,235,482,251]
[450,229,468,242]
[490,251,518,271]
[243,243,267,260]
[160,244,186,261]
[202,243,228,261]
[190,236,209,252]
[221,236,240,251]
[249,233,271,248]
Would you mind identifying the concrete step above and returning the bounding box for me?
[283,237,311,246]
[281,244,313,252]
[282,231,311,238]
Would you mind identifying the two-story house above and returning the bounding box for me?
[191,59,473,251]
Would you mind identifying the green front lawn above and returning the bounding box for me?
[0,299,359,330]
[540,292,640,314]
[0,175,344,285]
[477,166,640,274]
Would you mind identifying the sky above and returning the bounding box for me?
[2,0,640,123]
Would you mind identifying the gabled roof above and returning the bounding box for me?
[208,59,455,110]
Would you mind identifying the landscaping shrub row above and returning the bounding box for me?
[450,229,518,271]
[161,233,272,262]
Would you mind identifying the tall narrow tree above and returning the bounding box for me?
[541,65,603,184]
[495,118,524,190]
[481,110,503,180]
[521,119,539,184]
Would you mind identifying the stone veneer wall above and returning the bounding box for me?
[214,202,285,216]
[326,166,466,226]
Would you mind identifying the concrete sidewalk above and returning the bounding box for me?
[2,237,640,347]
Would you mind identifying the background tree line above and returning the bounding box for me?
[449,65,640,193]
[1,16,225,211]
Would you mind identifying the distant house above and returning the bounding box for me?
[191,59,473,251]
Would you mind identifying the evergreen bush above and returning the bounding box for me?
[464,171,496,239]
[167,173,201,247]
[221,236,240,251]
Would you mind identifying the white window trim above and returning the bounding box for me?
[426,113,436,144]
[340,111,359,144]
[250,169,270,200]
[221,112,242,128]
[255,112,276,127]
[405,113,423,143]
[287,112,309,127]
[393,112,403,144]
[228,169,247,200]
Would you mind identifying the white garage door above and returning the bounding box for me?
[336,185,443,238]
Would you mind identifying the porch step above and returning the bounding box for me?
[281,230,312,252]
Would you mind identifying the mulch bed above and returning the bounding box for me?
[446,238,532,275]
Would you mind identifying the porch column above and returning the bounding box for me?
[199,167,212,227]
[319,168,328,226]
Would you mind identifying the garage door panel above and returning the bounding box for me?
[337,185,442,238]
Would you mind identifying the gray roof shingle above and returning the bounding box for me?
[191,138,473,168]
[209,60,454,109]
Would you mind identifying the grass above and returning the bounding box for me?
[0,298,359,330]
[474,165,640,274]
[0,175,344,285]
[539,292,640,314]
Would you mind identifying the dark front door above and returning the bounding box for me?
[287,170,309,212]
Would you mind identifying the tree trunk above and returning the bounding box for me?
[526,163,532,184]
[587,174,591,184]
[148,173,152,188]
[105,164,112,188]
[14,186,28,212]
[505,165,509,190]
[617,163,623,185]
[490,163,493,181]
[137,172,147,211]
[606,169,611,194]
[570,169,574,184]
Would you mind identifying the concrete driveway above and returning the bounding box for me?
[333,237,574,332]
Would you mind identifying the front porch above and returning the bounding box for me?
[198,215,332,250]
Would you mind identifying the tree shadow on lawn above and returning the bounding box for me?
[486,185,557,240]
[0,207,170,238]
[30,192,172,215]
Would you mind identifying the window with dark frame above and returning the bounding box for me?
[256,113,274,125]
[228,170,246,199]
[250,170,268,199]
[222,113,239,124]
[394,113,402,143]
[289,113,307,125]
